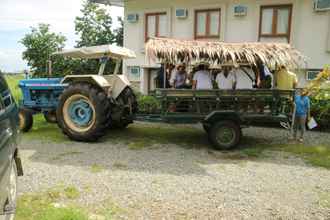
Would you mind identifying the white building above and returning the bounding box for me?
[107,0,330,93]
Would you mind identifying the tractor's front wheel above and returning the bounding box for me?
[18,108,33,132]
[57,83,110,142]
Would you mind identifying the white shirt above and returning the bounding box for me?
[216,71,237,89]
[169,69,177,87]
[234,68,255,89]
[193,70,213,89]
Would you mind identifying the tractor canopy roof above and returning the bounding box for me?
[53,44,136,60]
[145,37,306,69]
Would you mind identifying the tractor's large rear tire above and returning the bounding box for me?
[18,108,33,132]
[208,120,242,150]
[109,87,138,129]
[56,83,110,142]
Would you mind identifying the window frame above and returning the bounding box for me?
[258,4,293,42]
[145,12,167,42]
[194,8,221,39]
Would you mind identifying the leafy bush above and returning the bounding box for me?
[310,89,330,130]
[137,94,161,113]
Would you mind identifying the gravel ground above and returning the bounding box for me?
[18,123,330,219]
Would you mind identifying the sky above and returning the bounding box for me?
[0,0,124,72]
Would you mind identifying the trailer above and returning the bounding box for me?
[135,89,294,149]
[136,37,306,149]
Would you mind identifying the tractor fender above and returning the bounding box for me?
[204,111,242,126]
[61,75,110,90]
[61,75,131,99]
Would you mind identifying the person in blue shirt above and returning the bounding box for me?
[293,89,311,143]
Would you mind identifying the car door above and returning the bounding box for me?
[0,74,15,214]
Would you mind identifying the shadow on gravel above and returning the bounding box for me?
[19,122,330,177]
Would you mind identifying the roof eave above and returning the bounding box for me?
[89,0,124,7]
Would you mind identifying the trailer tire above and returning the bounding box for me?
[44,111,57,123]
[208,120,241,150]
[18,108,33,132]
[57,83,110,142]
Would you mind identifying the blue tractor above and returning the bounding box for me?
[18,78,66,131]
[18,44,138,142]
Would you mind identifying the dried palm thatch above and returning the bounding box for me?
[145,37,306,68]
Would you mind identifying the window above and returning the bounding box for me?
[145,12,167,42]
[0,74,12,108]
[306,69,327,81]
[194,9,221,39]
[259,5,292,41]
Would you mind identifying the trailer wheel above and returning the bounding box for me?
[57,83,110,142]
[208,120,241,150]
[44,111,57,123]
[18,108,33,132]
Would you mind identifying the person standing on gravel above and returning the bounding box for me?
[293,89,311,143]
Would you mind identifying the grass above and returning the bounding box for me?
[318,191,330,208]
[91,198,126,220]
[52,151,83,161]
[22,114,68,143]
[276,144,330,169]
[15,186,86,220]
[106,124,208,150]
[236,143,330,169]
[5,74,23,102]
[5,74,68,143]
[64,186,80,199]
[90,164,104,173]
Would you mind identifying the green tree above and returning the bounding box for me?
[21,24,68,77]
[74,1,117,74]
[114,17,124,46]
[75,1,115,47]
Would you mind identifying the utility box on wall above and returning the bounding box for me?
[234,5,247,16]
[314,0,330,11]
[175,9,188,19]
[127,14,139,23]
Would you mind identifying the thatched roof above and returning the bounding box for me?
[145,38,306,68]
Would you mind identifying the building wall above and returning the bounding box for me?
[123,0,330,93]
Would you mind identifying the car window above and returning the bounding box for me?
[0,74,12,108]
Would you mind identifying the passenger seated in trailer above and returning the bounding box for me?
[215,66,237,90]
[255,60,273,89]
[232,66,255,89]
[275,65,298,90]
[192,64,213,90]
[170,63,189,89]
[254,61,275,113]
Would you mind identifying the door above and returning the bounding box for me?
[0,74,15,213]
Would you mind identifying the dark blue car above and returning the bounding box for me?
[0,73,23,220]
